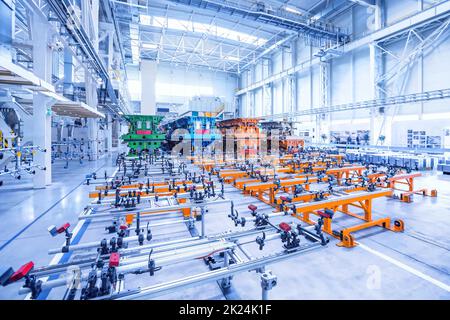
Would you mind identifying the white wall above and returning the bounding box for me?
[155,64,238,113]
[392,117,450,146]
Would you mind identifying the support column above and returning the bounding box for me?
[289,75,295,116]
[248,91,255,118]
[290,40,297,118]
[263,84,272,117]
[84,61,99,159]
[250,66,256,117]
[268,59,274,116]
[32,17,52,188]
[106,114,113,154]
[369,44,383,145]
[369,0,386,145]
[111,116,120,152]
[141,59,157,115]
[63,48,74,100]
[281,48,285,115]
[316,62,330,143]
[87,118,98,160]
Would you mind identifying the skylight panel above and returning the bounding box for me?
[140,14,151,26]
[140,15,267,47]
[168,18,191,31]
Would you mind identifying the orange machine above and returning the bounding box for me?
[216,118,261,160]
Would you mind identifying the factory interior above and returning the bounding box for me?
[0,0,450,303]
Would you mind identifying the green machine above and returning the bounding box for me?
[121,115,166,155]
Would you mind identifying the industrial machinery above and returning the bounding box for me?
[0,106,46,185]
[216,118,261,160]
[159,111,220,156]
[121,115,165,156]
[1,142,440,300]
[259,120,304,153]
[0,153,328,300]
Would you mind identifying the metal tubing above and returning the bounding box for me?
[48,218,194,254]
[20,242,236,295]
[79,199,232,220]
[111,242,323,300]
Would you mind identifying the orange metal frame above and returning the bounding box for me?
[326,166,366,185]
[241,178,315,205]
[284,190,404,248]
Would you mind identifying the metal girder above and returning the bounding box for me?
[103,0,129,84]
[131,22,268,50]
[164,0,349,42]
[312,0,356,21]
[377,17,450,97]
[112,0,311,72]
[348,0,376,8]
[236,0,450,95]
[147,0,299,34]
[240,34,297,71]
[43,0,129,116]
[265,88,450,120]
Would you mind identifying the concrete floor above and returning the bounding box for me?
[0,156,449,300]
[0,156,117,299]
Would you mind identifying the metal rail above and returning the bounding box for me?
[265,88,450,120]
[110,242,323,300]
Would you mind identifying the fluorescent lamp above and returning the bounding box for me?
[142,43,158,49]
[225,56,240,62]
[285,6,302,15]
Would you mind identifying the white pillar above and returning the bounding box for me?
[140,59,157,115]
[32,17,52,188]
[88,118,98,160]
[316,62,330,143]
[106,114,113,154]
[369,0,385,145]
[111,117,119,152]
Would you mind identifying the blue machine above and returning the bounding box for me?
[160,112,221,153]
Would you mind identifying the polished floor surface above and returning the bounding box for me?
[0,156,449,300]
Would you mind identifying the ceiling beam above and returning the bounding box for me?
[161,0,348,42]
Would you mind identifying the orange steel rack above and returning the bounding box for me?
[282,189,404,248]
[326,165,366,184]
[367,171,437,202]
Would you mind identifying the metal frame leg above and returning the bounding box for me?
[260,271,277,300]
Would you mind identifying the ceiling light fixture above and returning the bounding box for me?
[225,56,240,62]
[142,43,158,49]
[285,6,302,15]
